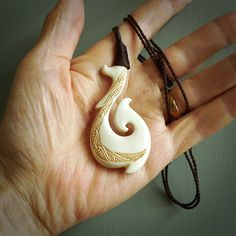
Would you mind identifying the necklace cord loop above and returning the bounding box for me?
[123,15,200,209]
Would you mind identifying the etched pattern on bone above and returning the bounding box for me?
[90,68,146,163]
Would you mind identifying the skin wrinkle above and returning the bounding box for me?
[172,78,193,112]
[142,63,162,87]
[203,99,230,137]
[116,172,125,203]
[214,13,236,46]
[37,48,71,71]
[133,0,175,40]
[187,76,205,109]
[192,101,220,140]
[57,169,71,229]
[59,69,72,91]
[93,171,106,215]
[40,20,62,59]
[58,0,84,33]
[30,189,53,236]
[46,167,62,230]
[10,176,50,234]
[71,88,88,115]
[1,108,41,185]
[125,65,163,119]
[66,159,81,225]
[15,150,36,175]
[33,45,67,74]
[72,169,86,223]
[0,186,50,236]
[48,20,78,60]
[151,129,173,165]
[194,54,236,102]
[40,91,54,150]
[39,0,85,65]
[99,170,111,214]
[3,203,13,227]
[226,13,236,43]
[85,169,102,218]
[46,169,63,232]
[41,10,66,53]
[112,172,125,205]
[72,75,98,106]
[52,171,65,231]
[45,169,55,229]
[21,83,47,154]
[168,116,190,156]
[4,149,35,192]
[82,166,97,220]
[220,86,236,119]
[40,85,71,150]
[26,91,47,154]
[171,53,236,114]
[102,169,108,210]
[45,156,73,231]
[174,124,194,158]
[171,0,192,10]
[72,68,110,111]
[170,45,194,75]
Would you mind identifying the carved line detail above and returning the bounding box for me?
[90,69,146,163]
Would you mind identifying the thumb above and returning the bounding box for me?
[37,0,84,60]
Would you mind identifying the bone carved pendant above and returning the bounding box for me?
[89,27,151,174]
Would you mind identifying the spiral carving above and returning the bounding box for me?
[90,65,150,173]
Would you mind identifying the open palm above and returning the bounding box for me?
[0,0,235,235]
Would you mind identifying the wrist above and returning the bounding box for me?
[0,158,50,236]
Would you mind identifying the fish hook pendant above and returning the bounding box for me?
[90,27,151,174]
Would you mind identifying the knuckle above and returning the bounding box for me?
[213,12,236,46]
[220,87,236,119]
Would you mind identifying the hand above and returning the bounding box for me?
[0,0,235,235]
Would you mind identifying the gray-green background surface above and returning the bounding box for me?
[0,0,235,235]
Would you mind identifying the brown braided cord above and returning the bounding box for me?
[124,15,200,209]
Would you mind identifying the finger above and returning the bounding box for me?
[76,0,191,70]
[169,86,236,158]
[143,12,236,86]
[36,0,84,60]
[122,0,191,56]
[169,52,236,115]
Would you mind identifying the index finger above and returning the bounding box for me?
[72,0,191,70]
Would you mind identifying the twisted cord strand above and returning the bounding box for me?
[124,15,200,209]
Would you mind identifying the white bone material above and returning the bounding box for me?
[90,65,151,174]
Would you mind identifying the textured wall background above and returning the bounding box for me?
[0,0,235,235]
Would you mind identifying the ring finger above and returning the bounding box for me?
[142,12,236,89]
[170,52,236,115]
